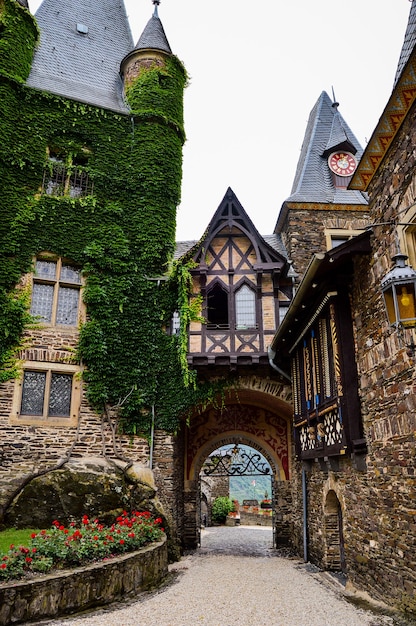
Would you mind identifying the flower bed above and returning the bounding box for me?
[0,537,167,626]
[0,511,163,582]
[0,511,168,625]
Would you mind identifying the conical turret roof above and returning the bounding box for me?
[26,0,134,112]
[135,3,172,54]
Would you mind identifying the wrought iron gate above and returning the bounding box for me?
[202,444,277,547]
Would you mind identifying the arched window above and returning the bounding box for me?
[207,283,229,329]
[235,284,256,329]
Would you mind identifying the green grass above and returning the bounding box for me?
[0,528,40,554]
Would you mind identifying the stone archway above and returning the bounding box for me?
[323,490,346,573]
[182,382,293,550]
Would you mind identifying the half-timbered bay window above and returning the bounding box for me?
[11,363,81,425]
[291,296,364,463]
[30,257,82,326]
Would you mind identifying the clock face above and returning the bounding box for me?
[328,151,357,176]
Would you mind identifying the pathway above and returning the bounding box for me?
[35,526,408,626]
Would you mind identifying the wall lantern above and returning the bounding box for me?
[381,252,416,329]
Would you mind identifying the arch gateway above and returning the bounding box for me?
[181,378,293,549]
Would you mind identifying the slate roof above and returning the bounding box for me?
[394,0,416,88]
[174,189,288,262]
[26,0,134,112]
[135,5,172,53]
[284,91,368,206]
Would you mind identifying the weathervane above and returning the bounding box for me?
[152,0,160,16]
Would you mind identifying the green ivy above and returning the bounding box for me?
[0,2,227,435]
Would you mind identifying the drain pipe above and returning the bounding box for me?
[302,468,308,562]
[149,404,155,470]
[268,347,291,382]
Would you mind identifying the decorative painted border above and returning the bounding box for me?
[350,54,416,191]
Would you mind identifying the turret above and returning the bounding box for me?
[0,0,38,82]
[120,0,186,131]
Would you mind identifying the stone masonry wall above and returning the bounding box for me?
[280,208,370,279]
[349,105,416,613]
[0,539,167,626]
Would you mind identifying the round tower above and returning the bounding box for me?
[120,0,187,131]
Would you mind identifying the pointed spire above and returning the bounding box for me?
[285,91,365,204]
[135,0,172,54]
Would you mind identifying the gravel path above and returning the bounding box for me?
[36,526,405,626]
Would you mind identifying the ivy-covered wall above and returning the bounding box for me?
[0,0,197,434]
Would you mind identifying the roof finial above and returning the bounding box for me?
[153,0,160,17]
[331,86,339,109]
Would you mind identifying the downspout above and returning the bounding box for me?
[302,468,308,562]
[149,404,155,469]
[268,347,291,382]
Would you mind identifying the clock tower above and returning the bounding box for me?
[274,91,370,278]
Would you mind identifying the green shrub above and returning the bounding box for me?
[211,497,234,524]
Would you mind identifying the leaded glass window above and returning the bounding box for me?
[235,284,256,329]
[48,373,72,417]
[30,257,81,326]
[20,370,73,419]
[21,371,46,415]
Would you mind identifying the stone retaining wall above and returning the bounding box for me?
[0,538,167,626]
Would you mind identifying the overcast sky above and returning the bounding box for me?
[29,0,412,241]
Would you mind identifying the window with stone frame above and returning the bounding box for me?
[11,362,81,425]
[324,229,362,250]
[42,147,93,198]
[30,256,82,326]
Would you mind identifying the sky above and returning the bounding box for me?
[29,0,412,241]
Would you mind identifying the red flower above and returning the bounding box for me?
[32,548,37,553]
[59,525,65,531]
[30,532,37,539]
[119,539,125,545]
[128,532,135,538]
[9,544,14,550]
[25,557,32,563]
[0,563,7,569]
[64,529,69,534]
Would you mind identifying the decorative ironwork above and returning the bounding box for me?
[203,444,271,477]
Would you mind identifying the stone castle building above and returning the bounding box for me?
[0,0,415,619]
